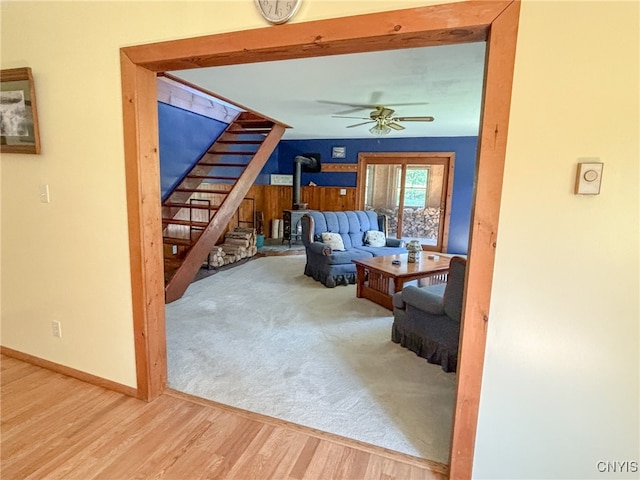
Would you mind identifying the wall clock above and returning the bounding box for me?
[255,0,302,24]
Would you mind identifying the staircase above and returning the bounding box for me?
[163,111,286,303]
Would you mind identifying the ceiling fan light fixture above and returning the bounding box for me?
[369,124,391,136]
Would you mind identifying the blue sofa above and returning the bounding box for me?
[301,210,406,287]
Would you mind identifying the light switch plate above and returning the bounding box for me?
[39,184,50,203]
[575,162,604,195]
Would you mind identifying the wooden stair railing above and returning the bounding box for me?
[162,111,286,303]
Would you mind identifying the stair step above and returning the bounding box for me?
[173,187,230,194]
[235,125,274,131]
[237,112,263,120]
[226,128,272,135]
[206,150,257,156]
[216,140,263,145]
[163,236,194,246]
[162,218,210,228]
[186,175,239,181]
[197,162,248,168]
[163,202,220,211]
[233,116,273,124]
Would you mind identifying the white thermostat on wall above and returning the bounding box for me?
[575,161,604,195]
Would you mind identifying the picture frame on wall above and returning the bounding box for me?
[332,146,346,159]
[1,67,41,154]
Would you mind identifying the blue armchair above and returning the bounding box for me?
[391,256,467,372]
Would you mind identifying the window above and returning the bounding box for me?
[398,167,429,207]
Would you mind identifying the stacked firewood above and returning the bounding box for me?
[371,206,441,240]
[205,227,258,268]
[401,207,441,239]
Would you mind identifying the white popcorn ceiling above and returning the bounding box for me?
[172,42,486,139]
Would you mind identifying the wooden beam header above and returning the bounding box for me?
[121,1,511,72]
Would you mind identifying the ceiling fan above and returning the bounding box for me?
[332,106,435,136]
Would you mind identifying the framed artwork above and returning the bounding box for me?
[332,146,346,158]
[1,67,41,154]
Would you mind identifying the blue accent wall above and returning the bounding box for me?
[158,102,228,200]
[259,137,478,254]
[157,105,477,253]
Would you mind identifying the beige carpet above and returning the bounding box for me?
[165,255,456,463]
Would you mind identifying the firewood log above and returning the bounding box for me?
[223,238,250,248]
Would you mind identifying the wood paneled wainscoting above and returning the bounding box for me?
[181,184,357,242]
[249,184,357,238]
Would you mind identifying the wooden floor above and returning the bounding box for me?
[1,355,448,479]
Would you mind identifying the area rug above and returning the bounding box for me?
[257,237,306,256]
[165,256,456,463]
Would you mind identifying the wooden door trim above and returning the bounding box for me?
[120,1,520,477]
[449,3,520,476]
[356,152,454,252]
[441,156,455,252]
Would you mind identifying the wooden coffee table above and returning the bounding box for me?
[353,254,452,310]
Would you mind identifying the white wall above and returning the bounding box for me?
[473,1,639,478]
[1,1,638,478]
[0,0,452,395]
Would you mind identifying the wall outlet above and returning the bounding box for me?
[172,245,178,255]
[52,320,62,338]
[340,188,346,196]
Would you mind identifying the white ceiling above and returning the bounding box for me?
[171,42,486,140]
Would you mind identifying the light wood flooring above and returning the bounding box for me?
[1,355,447,479]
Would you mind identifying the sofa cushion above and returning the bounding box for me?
[309,211,383,250]
[354,245,407,257]
[315,248,373,265]
[364,230,386,247]
[321,232,345,251]
[401,284,447,314]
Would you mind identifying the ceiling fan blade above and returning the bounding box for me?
[388,122,405,130]
[332,115,371,120]
[383,101,429,107]
[319,100,380,114]
[319,99,429,115]
[346,121,375,128]
[393,116,435,122]
[379,107,395,118]
[336,107,372,115]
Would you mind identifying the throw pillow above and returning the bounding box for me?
[321,232,345,251]
[364,230,386,247]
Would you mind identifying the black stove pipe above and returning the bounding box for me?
[293,155,318,208]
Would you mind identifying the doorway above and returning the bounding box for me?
[120,2,520,477]
[357,152,454,252]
